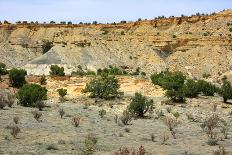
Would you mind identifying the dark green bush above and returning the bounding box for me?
[0,62,8,75]
[183,79,200,98]
[83,74,121,99]
[197,80,218,96]
[128,93,153,117]
[57,88,67,98]
[71,66,96,77]
[49,65,65,76]
[9,68,27,88]
[151,71,186,102]
[17,84,47,108]
[97,66,127,76]
[219,79,232,103]
[150,70,171,87]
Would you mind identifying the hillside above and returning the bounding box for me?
[0,10,232,78]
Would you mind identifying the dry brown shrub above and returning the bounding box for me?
[163,116,179,139]
[31,110,42,122]
[114,145,148,155]
[59,108,65,118]
[13,116,19,124]
[120,110,132,125]
[72,116,81,127]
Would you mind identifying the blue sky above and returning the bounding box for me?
[0,0,231,23]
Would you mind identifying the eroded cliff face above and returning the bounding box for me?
[0,10,232,78]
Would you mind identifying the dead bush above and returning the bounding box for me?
[150,133,155,142]
[114,145,148,155]
[72,116,81,127]
[59,108,65,118]
[160,131,169,145]
[202,114,220,139]
[13,116,19,124]
[0,97,7,109]
[31,110,42,122]
[6,93,15,108]
[120,110,132,125]
[80,133,98,155]
[163,116,179,139]
[6,125,20,138]
[213,145,227,155]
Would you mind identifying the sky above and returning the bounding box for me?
[0,0,231,23]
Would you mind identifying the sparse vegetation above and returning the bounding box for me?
[13,116,19,124]
[128,93,153,118]
[0,62,8,80]
[81,134,98,155]
[9,68,27,88]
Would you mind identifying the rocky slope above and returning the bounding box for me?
[0,10,232,78]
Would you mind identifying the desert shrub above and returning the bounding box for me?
[114,145,147,155]
[183,79,200,98]
[46,144,59,150]
[72,116,81,127]
[150,133,155,142]
[197,80,218,96]
[99,109,106,118]
[124,127,130,133]
[163,116,179,139]
[163,71,186,102]
[40,75,47,85]
[0,97,7,109]
[219,79,232,103]
[71,67,96,77]
[42,40,53,54]
[229,28,232,32]
[201,113,220,139]
[160,131,169,145]
[13,116,19,124]
[213,146,227,155]
[7,93,15,108]
[120,110,132,125]
[9,68,27,88]
[202,72,211,78]
[81,134,98,155]
[17,84,47,108]
[6,125,20,138]
[49,65,65,76]
[151,71,186,102]
[59,108,65,118]
[83,74,121,100]
[31,110,42,122]
[0,62,8,80]
[128,93,153,117]
[97,66,127,76]
[57,88,67,101]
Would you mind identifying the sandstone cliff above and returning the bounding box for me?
[0,10,232,78]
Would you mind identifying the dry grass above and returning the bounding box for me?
[72,116,81,127]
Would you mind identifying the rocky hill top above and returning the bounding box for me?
[0,10,232,79]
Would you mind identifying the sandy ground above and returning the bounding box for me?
[0,76,232,155]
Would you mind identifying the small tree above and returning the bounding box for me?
[162,71,186,102]
[57,88,67,101]
[17,84,47,108]
[128,93,153,117]
[219,79,232,103]
[49,65,65,76]
[9,68,27,88]
[83,74,121,99]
